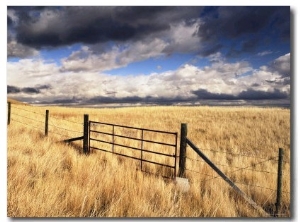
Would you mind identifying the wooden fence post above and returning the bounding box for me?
[178,123,187,177]
[45,110,49,136]
[275,148,284,216]
[83,114,89,154]
[7,102,11,125]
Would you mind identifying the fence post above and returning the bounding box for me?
[275,148,284,216]
[45,110,49,136]
[178,123,187,177]
[83,114,89,154]
[141,129,144,171]
[7,102,11,125]
[112,125,115,153]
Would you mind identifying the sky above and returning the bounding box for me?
[7,6,291,107]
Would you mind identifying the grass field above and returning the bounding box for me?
[7,103,291,217]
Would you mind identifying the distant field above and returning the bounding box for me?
[7,103,290,217]
[7,98,30,105]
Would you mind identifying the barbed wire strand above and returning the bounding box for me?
[186,157,278,175]
[11,105,45,116]
[233,181,290,194]
[11,111,83,134]
[187,155,278,171]
[49,114,84,126]
[46,113,84,136]
[11,112,83,138]
[186,169,272,189]
[11,118,44,132]
[187,173,276,192]
[12,104,83,126]
[11,112,45,123]
[200,157,277,184]
[48,122,83,134]
[262,190,276,207]
[186,167,291,193]
[12,112,83,135]
[188,147,278,161]
[233,181,277,192]
[11,117,81,139]
[48,129,80,139]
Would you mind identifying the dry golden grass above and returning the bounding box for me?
[7,104,290,217]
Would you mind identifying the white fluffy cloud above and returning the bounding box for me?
[7,53,290,105]
[60,46,121,72]
[60,39,168,73]
[7,59,59,86]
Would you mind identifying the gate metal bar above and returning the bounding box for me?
[89,120,177,178]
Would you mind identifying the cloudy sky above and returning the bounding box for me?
[7,6,291,107]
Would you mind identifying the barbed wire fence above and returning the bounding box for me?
[185,156,289,217]
[8,103,84,141]
[185,154,289,193]
[177,123,289,217]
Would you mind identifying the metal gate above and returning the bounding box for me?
[89,121,178,178]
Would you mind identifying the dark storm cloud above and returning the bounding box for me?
[39,96,144,105]
[7,23,39,58]
[269,6,290,41]
[192,88,288,100]
[199,6,288,39]
[7,85,21,94]
[198,6,290,57]
[78,95,192,105]
[11,6,203,49]
[7,6,50,28]
[200,44,223,57]
[191,89,236,100]
[35,87,289,106]
[226,38,259,58]
[241,38,259,52]
[52,98,79,104]
[86,96,143,104]
[7,84,51,94]
[36,84,52,90]
[238,89,288,100]
[251,83,260,87]
[22,87,40,94]
[8,6,289,59]
[7,15,13,26]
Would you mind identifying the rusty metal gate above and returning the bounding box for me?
[89,121,178,178]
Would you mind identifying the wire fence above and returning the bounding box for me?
[8,104,83,140]
[185,146,290,195]
[181,133,290,217]
[11,117,45,132]
[187,146,279,161]
[186,156,278,175]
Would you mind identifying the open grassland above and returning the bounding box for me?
[7,104,290,217]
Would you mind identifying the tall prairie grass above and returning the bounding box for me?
[7,104,290,217]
